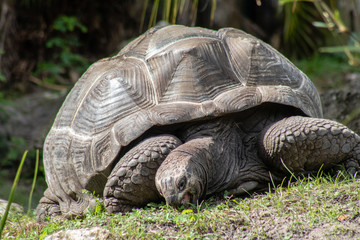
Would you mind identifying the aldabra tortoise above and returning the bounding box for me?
[36,25,360,221]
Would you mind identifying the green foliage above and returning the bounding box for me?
[39,222,58,239]
[53,15,88,33]
[280,0,324,57]
[311,0,360,66]
[34,15,89,86]
[295,53,359,90]
[280,0,360,66]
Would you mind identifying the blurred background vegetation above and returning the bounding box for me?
[0,0,359,208]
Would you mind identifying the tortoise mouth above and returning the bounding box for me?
[181,189,201,206]
[181,191,193,205]
[165,190,197,207]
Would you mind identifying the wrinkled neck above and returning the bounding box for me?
[181,119,243,196]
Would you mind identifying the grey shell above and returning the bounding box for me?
[44,25,322,196]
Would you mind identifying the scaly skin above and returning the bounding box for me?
[259,116,360,175]
[104,135,181,213]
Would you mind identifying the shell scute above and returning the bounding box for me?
[147,38,241,104]
[60,57,155,136]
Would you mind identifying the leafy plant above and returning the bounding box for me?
[279,0,325,57]
[53,15,87,33]
[34,15,90,86]
[280,0,360,66]
[312,1,360,66]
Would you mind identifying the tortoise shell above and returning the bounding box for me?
[43,25,322,197]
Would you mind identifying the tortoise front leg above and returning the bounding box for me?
[36,188,61,221]
[259,116,360,176]
[104,135,182,214]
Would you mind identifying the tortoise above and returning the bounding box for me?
[36,25,360,221]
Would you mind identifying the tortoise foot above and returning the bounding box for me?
[260,116,360,175]
[104,134,181,214]
[36,189,61,222]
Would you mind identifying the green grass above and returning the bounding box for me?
[2,173,360,239]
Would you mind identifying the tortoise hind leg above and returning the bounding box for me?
[104,134,182,214]
[259,116,360,176]
[36,188,61,221]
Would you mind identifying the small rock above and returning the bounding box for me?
[44,227,118,240]
[0,199,23,217]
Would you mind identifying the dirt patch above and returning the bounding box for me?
[229,206,360,239]
[307,221,360,240]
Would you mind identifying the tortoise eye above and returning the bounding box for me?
[178,177,187,192]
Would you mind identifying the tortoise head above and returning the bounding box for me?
[155,150,207,207]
